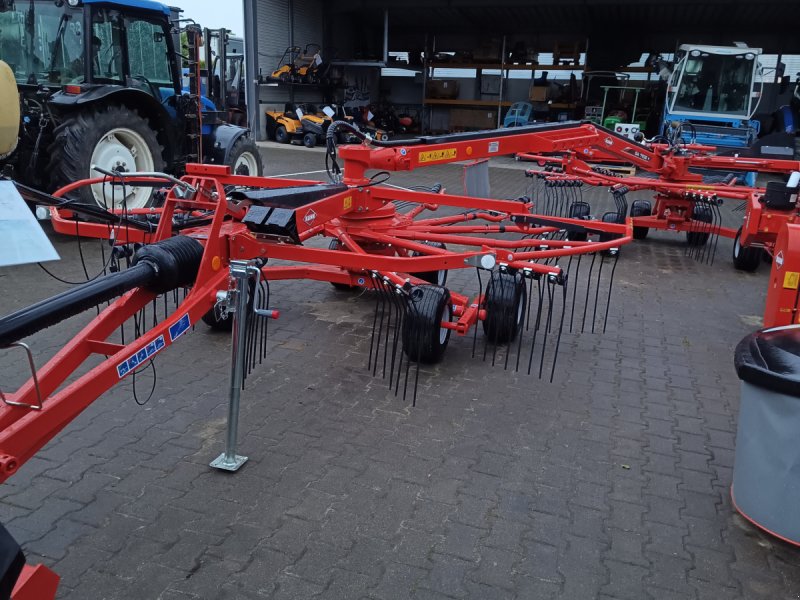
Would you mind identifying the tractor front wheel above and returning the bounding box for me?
[227,137,263,176]
[302,133,317,148]
[49,105,163,209]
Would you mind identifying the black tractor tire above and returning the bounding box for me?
[302,133,316,148]
[275,125,290,144]
[49,105,164,208]
[566,201,591,241]
[226,136,264,176]
[482,271,526,344]
[732,227,762,272]
[411,241,448,286]
[403,285,452,363]
[328,239,357,290]
[686,206,713,246]
[630,199,652,240]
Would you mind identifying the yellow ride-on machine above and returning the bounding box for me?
[269,44,324,84]
[265,103,304,143]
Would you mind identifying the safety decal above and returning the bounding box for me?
[784,271,800,290]
[169,313,191,342]
[419,148,457,163]
[304,209,317,225]
[343,196,353,211]
[117,335,165,378]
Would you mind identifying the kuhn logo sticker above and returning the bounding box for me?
[304,210,317,225]
[776,251,785,269]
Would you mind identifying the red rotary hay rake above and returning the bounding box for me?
[4,117,799,595]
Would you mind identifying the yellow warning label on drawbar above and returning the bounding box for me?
[343,196,352,210]
[418,148,457,163]
[784,271,800,290]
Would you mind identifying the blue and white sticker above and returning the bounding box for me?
[169,313,191,342]
[357,277,366,286]
[116,335,165,378]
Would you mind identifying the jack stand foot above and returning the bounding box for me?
[210,453,248,472]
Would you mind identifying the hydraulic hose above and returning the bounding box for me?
[0,236,204,347]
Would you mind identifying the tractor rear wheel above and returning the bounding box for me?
[49,105,163,209]
[482,271,526,344]
[275,125,290,144]
[732,227,762,272]
[227,137,263,176]
[403,285,452,363]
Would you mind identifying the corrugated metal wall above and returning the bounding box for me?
[257,0,325,109]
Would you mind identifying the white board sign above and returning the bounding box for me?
[0,181,60,267]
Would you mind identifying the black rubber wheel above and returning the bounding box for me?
[411,241,448,286]
[328,239,357,290]
[482,271,526,344]
[49,105,164,208]
[275,125,290,144]
[201,305,234,331]
[686,206,713,246]
[598,211,624,255]
[403,285,452,363]
[302,132,316,148]
[732,227,762,272]
[566,201,591,241]
[226,136,264,176]
[630,199,651,240]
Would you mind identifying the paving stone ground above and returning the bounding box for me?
[1,144,799,599]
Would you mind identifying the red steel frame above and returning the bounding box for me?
[515,128,800,248]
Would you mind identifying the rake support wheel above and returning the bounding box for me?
[482,271,527,344]
[732,227,762,272]
[411,241,448,286]
[630,199,651,240]
[403,285,452,363]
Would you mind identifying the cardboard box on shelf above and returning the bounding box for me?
[427,80,460,99]
[529,86,548,102]
[449,108,498,130]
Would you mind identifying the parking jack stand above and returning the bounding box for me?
[210,260,252,472]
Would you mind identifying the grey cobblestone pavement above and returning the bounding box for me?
[1,144,799,599]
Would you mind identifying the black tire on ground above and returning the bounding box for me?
[302,132,316,148]
[411,241,448,286]
[49,105,164,208]
[226,136,264,176]
[201,305,234,331]
[275,125,290,144]
[732,227,762,272]
[328,239,357,290]
[482,271,526,344]
[630,199,652,240]
[566,201,591,241]
[686,205,713,246]
[598,211,624,255]
[402,285,452,363]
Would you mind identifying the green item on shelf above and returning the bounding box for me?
[603,115,622,129]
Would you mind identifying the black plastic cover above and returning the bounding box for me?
[229,184,347,209]
[0,523,25,600]
[735,326,800,397]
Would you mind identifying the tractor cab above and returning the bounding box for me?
[664,45,763,148]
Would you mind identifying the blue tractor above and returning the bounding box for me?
[0,0,262,209]
[662,45,763,150]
